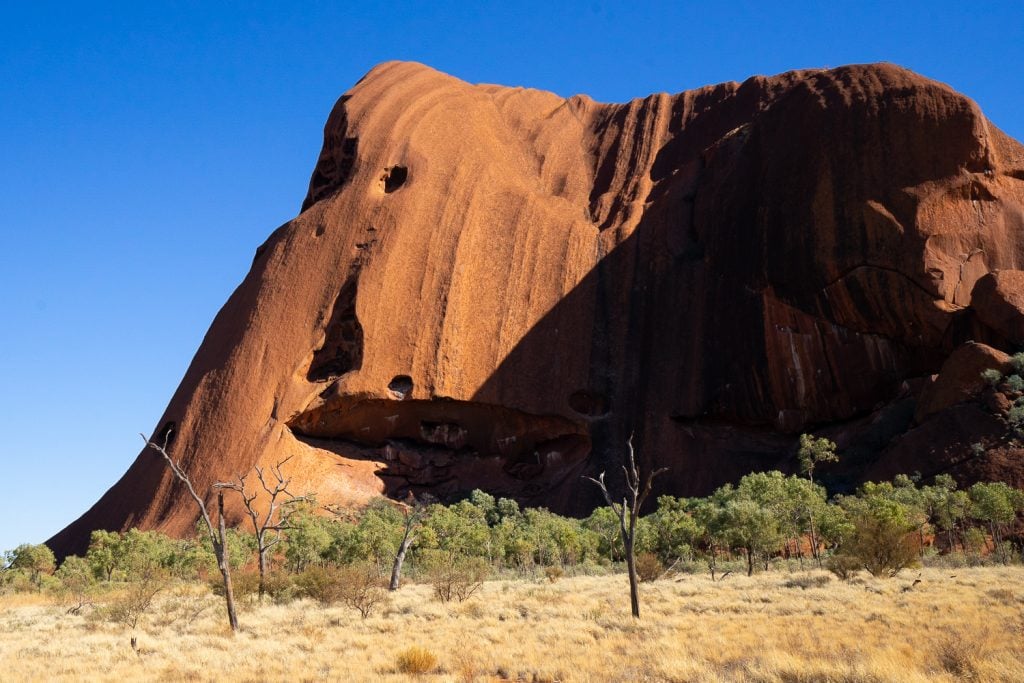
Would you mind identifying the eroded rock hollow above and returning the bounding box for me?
[51,61,1024,556]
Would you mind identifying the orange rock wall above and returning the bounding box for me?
[50,62,1024,556]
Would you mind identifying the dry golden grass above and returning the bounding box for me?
[2,566,1023,681]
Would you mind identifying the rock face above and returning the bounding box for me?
[914,343,1010,423]
[50,62,1024,556]
[972,270,1024,344]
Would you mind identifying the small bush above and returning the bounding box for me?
[216,570,260,600]
[544,566,564,583]
[208,568,296,602]
[963,528,988,556]
[101,564,169,632]
[981,368,1003,387]
[635,552,664,582]
[153,585,213,629]
[264,570,299,603]
[423,554,489,603]
[835,511,919,578]
[826,553,861,580]
[335,563,388,618]
[294,565,346,605]
[395,646,437,675]
[54,555,95,613]
[291,564,387,616]
[1011,352,1024,375]
[783,573,832,590]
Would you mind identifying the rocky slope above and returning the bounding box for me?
[51,61,1024,556]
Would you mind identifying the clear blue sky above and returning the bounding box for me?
[2,2,1022,552]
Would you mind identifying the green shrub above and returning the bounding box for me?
[3,543,56,590]
[981,368,1004,387]
[1011,352,1024,375]
[835,511,919,578]
[827,553,861,580]
[294,565,345,605]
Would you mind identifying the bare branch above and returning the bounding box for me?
[141,431,216,545]
[585,435,670,619]
[637,467,670,510]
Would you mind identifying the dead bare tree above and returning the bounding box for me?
[585,435,668,619]
[142,430,239,633]
[214,455,310,600]
[390,494,431,591]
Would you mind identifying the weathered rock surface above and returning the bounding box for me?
[50,61,1024,556]
[914,343,1010,423]
[972,270,1024,344]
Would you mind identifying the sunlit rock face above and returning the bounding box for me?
[51,61,1024,556]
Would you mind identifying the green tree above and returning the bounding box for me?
[584,506,624,563]
[284,502,337,572]
[797,433,839,484]
[420,500,491,560]
[354,498,406,572]
[645,496,702,565]
[691,493,732,580]
[4,543,56,589]
[832,486,920,577]
[968,481,1024,555]
[719,494,783,576]
[390,496,430,591]
[521,508,592,567]
[921,475,970,552]
[85,530,121,581]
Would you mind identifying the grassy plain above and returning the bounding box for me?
[1,567,1023,681]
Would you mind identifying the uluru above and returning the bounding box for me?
[49,60,1024,557]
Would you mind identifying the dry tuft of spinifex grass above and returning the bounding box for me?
[2,566,1023,681]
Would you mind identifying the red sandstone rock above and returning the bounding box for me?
[914,343,1011,423]
[972,271,1024,344]
[49,62,1024,556]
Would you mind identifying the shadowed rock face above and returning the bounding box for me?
[50,61,1024,556]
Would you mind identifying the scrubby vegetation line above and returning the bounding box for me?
[4,468,1023,607]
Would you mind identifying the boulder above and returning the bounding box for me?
[972,270,1024,344]
[915,343,1011,423]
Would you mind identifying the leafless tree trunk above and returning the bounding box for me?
[390,495,429,591]
[215,456,308,601]
[585,435,668,619]
[143,431,238,633]
[216,492,239,632]
[390,525,415,591]
[808,507,822,568]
